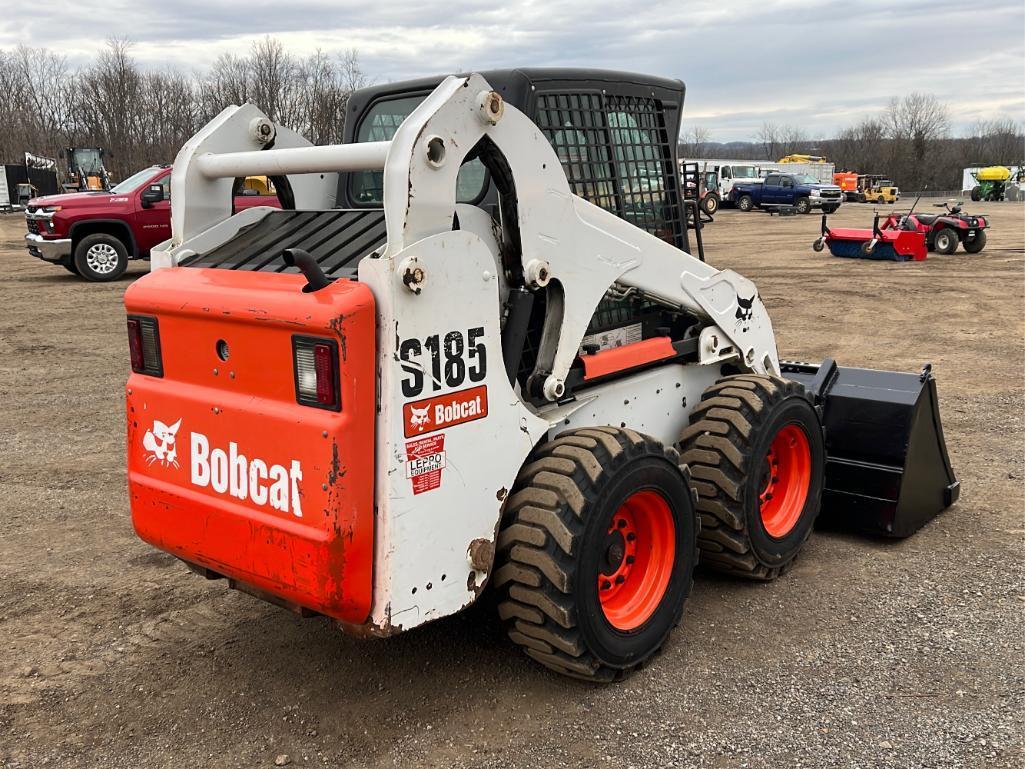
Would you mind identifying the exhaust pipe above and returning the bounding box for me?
[282,248,330,293]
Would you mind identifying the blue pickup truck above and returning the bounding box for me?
[729,172,843,214]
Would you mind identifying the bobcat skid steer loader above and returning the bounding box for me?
[124,70,959,681]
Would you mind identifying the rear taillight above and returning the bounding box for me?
[293,336,340,411]
[127,315,163,377]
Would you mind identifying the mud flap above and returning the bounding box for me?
[782,359,960,537]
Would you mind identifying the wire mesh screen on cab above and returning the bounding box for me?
[534,91,684,250]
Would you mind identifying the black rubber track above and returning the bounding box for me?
[494,427,699,682]
[678,374,822,581]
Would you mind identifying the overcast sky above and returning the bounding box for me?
[2,0,1023,141]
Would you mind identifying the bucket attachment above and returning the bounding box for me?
[782,360,959,537]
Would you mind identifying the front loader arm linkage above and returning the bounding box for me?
[159,74,780,400]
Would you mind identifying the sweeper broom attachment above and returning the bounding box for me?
[781,360,959,537]
[813,212,927,262]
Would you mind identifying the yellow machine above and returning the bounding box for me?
[240,175,276,195]
[778,154,829,164]
[970,166,1013,201]
[856,174,900,204]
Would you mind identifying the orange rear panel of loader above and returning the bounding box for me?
[124,267,376,623]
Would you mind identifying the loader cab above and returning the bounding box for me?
[341,69,700,398]
[340,68,692,254]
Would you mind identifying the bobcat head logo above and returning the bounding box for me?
[142,418,182,468]
[735,293,756,331]
[409,406,431,432]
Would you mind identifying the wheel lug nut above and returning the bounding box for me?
[626,533,636,542]
[625,555,635,565]
[601,580,612,590]
[617,519,627,528]
[615,575,625,585]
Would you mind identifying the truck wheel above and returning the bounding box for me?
[795,198,811,214]
[74,234,128,281]
[737,195,754,212]
[495,427,699,681]
[678,375,824,580]
[701,193,720,216]
[933,228,957,254]
[970,186,981,202]
[962,229,986,254]
[876,196,885,204]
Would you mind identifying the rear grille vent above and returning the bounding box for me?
[181,209,387,279]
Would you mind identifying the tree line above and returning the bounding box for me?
[3,39,1020,193]
[0,38,366,181]
[680,94,1024,191]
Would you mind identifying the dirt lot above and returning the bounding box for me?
[1,200,1022,769]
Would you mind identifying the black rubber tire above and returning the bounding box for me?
[737,194,754,212]
[794,197,811,214]
[822,205,839,214]
[678,375,824,581]
[73,233,129,282]
[970,186,981,202]
[494,427,699,682]
[62,261,80,275]
[962,229,986,254]
[701,193,720,216]
[876,196,885,205]
[933,228,958,255]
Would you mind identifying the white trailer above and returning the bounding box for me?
[760,161,835,184]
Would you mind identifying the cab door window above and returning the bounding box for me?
[350,96,487,205]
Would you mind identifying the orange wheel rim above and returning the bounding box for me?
[597,490,675,631]
[759,424,812,538]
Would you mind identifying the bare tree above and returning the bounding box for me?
[679,125,711,158]
[757,121,780,160]
[886,93,948,159]
[778,124,807,157]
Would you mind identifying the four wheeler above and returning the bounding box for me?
[123,70,959,682]
[907,200,989,255]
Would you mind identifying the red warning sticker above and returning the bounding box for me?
[405,434,447,495]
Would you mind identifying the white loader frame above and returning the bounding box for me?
[152,74,781,633]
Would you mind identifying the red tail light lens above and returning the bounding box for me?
[293,336,340,411]
[127,318,144,371]
[314,343,335,405]
[127,315,163,376]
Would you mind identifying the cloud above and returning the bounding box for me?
[1,0,1022,140]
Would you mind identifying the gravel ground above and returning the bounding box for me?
[0,200,1022,769]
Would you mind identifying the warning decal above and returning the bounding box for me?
[405,434,446,495]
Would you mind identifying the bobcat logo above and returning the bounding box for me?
[409,406,431,433]
[735,293,756,331]
[142,418,183,468]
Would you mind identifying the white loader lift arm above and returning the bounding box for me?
[159,73,780,390]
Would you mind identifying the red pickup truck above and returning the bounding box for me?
[24,165,279,281]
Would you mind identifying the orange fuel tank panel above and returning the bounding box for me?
[124,267,376,623]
